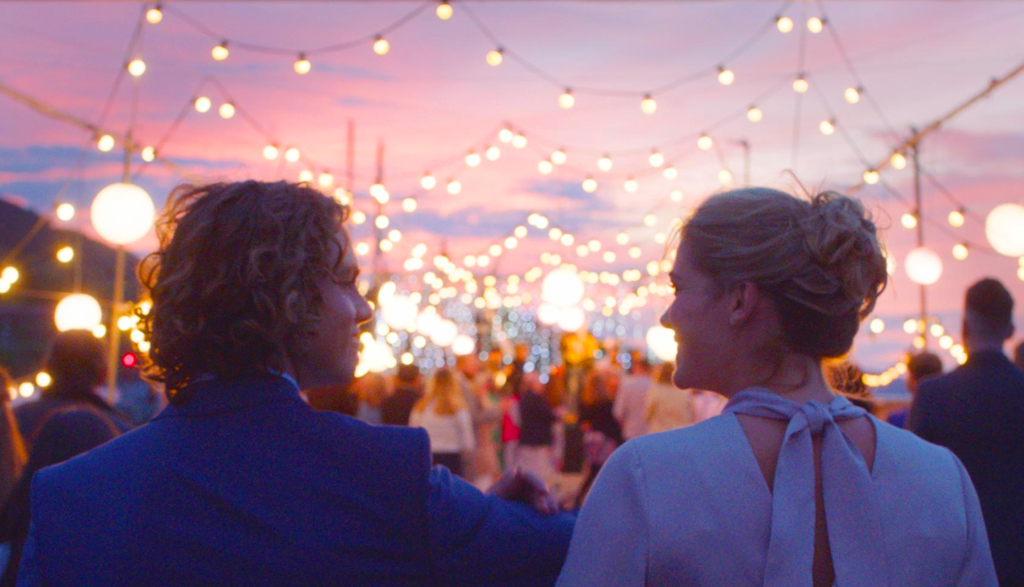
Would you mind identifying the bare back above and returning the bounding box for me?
[735,413,877,587]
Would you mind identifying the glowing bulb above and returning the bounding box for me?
[717,169,733,185]
[212,41,229,61]
[793,75,809,93]
[436,1,453,20]
[717,66,735,86]
[486,48,504,66]
[375,215,390,229]
[219,102,236,119]
[141,146,155,162]
[616,232,629,245]
[512,133,527,149]
[465,151,481,167]
[901,213,918,229]
[485,146,501,161]
[97,134,115,152]
[538,160,553,175]
[863,169,879,185]
[624,177,639,193]
[985,203,1024,257]
[747,106,763,122]
[351,211,366,225]
[446,179,462,195]
[298,170,313,183]
[127,58,146,77]
[56,203,75,221]
[905,246,944,285]
[844,86,862,104]
[388,229,402,243]
[640,94,657,114]
[629,246,642,258]
[582,177,598,193]
[649,150,665,167]
[776,16,794,33]
[903,319,917,334]
[869,318,884,334]
[402,198,417,213]
[318,172,334,189]
[373,37,390,56]
[670,189,683,202]
[948,209,965,227]
[498,128,513,143]
[890,152,907,170]
[597,155,613,172]
[421,173,436,190]
[953,243,969,260]
[663,166,678,180]
[807,16,824,33]
[4,266,21,284]
[294,54,311,74]
[263,145,279,160]
[194,96,212,113]
[146,5,163,24]
[369,182,389,203]
[551,149,567,165]
[56,246,74,264]
[644,214,656,227]
[284,147,300,163]
[697,134,713,151]
[559,89,575,109]
[819,119,835,135]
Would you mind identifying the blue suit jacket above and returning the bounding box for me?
[908,351,1024,587]
[18,376,573,586]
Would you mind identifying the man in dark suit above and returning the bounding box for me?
[908,278,1024,587]
[381,364,424,425]
[17,181,572,586]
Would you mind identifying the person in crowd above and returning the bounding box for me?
[0,369,25,508]
[643,362,695,434]
[499,364,523,472]
[380,363,423,426]
[410,367,476,477]
[1014,339,1024,371]
[571,429,618,511]
[354,372,388,425]
[887,352,942,428]
[456,356,501,490]
[826,361,876,414]
[908,278,1023,587]
[0,408,119,585]
[612,357,651,441]
[577,370,622,446]
[17,181,573,586]
[516,372,558,482]
[14,330,131,445]
[558,188,996,586]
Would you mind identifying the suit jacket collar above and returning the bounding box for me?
[155,375,303,419]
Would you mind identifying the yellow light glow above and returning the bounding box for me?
[616,232,629,245]
[869,318,885,334]
[697,134,713,151]
[446,180,462,195]
[127,58,146,77]
[97,134,115,152]
[402,198,417,213]
[948,209,965,227]
[890,152,907,170]
[56,246,74,264]
[793,76,809,93]
[953,243,969,260]
[649,150,665,167]
[56,203,75,221]
[92,324,106,338]
[212,42,229,61]
[465,151,482,167]
[819,119,835,135]
[37,371,55,387]
[863,169,879,185]
[263,145,279,160]
[670,189,683,202]
[219,102,236,119]
[512,133,527,148]
[373,37,390,56]
[538,160,553,175]
[355,242,370,256]
[146,6,163,24]
[294,55,311,74]
[644,214,656,227]
[421,173,436,190]
[486,49,504,66]
[663,166,678,180]
[485,146,501,161]
[285,147,300,162]
[597,155,613,172]
[140,146,155,162]
[194,96,212,113]
[582,177,598,193]
[498,128,513,143]
[551,149,567,165]
[318,172,334,189]
[844,86,861,104]
[388,229,402,242]
[436,1,453,20]
[559,89,575,109]
[717,66,735,86]
[624,177,639,193]
[747,106,763,122]
[718,169,733,184]
[776,16,794,33]
[901,213,918,229]
[640,94,657,114]
[807,16,824,33]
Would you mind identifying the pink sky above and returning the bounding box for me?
[1,1,1023,372]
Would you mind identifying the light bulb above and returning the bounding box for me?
[485,146,501,161]
[953,243,969,260]
[512,133,527,149]
[370,182,389,203]
[747,106,763,122]
[670,189,683,202]
[219,102,236,119]
[717,66,735,86]
[194,96,211,113]
[869,318,884,334]
[582,177,598,193]
[212,41,229,61]
[890,152,907,170]
[793,75,809,93]
[446,179,461,195]
[284,147,300,163]
[663,166,678,180]
[56,246,74,264]
[294,54,311,74]
[351,211,366,225]
[844,86,862,104]
[465,151,481,167]
[538,160,553,175]
[56,203,75,221]
[141,146,155,162]
[551,149,567,165]
[486,48,504,66]
[776,16,794,33]
[498,128,513,143]
[263,145,279,160]
[901,212,918,229]
[298,170,313,183]
[373,37,390,56]
[127,58,146,77]
[559,89,575,109]
[146,5,163,24]
[863,169,879,185]
[421,173,436,190]
[97,134,115,152]
[697,134,713,151]
[375,215,390,229]
[597,155,613,172]
[644,214,656,227]
[640,94,657,114]
[948,209,965,227]
[649,150,664,167]
[819,119,835,135]
[717,169,733,184]
[436,0,453,20]
[318,172,334,188]
[402,198,417,213]
[807,16,824,33]
[624,177,639,193]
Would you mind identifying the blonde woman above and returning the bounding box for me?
[558,188,996,586]
[410,367,475,477]
[643,362,695,434]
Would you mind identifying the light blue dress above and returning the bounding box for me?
[556,388,997,587]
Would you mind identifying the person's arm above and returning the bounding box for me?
[950,452,998,586]
[556,443,648,586]
[428,466,574,587]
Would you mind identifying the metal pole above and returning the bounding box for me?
[911,130,927,348]
[373,139,385,286]
[106,247,124,402]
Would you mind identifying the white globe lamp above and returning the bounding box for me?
[905,246,943,285]
[54,293,103,332]
[357,336,396,375]
[985,203,1024,257]
[537,303,561,326]
[556,306,586,332]
[541,268,584,308]
[452,334,476,356]
[430,319,459,347]
[90,183,155,245]
[381,294,418,332]
[416,306,441,336]
[646,326,678,362]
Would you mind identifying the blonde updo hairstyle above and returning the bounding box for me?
[680,187,887,360]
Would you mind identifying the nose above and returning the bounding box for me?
[355,294,373,326]
[660,309,672,329]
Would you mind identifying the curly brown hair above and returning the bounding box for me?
[138,181,350,402]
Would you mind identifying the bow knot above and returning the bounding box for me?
[797,401,832,435]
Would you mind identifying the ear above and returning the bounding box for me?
[727,282,761,327]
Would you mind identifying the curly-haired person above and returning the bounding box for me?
[17,181,572,587]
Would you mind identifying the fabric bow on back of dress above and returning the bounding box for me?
[725,388,889,587]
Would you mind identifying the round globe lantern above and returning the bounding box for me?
[985,203,1024,257]
[430,319,459,348]
[54,293,103,332]
[905,246,943,286]
[452,334,475,356]
[90,183,155,245]
[556,306,586,332]
[646,326,678,362]
[381,294,418,332]
[541,268,584,308]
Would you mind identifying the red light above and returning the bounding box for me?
[121,352,137,368]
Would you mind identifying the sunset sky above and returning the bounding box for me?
[1,1,1023,373]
